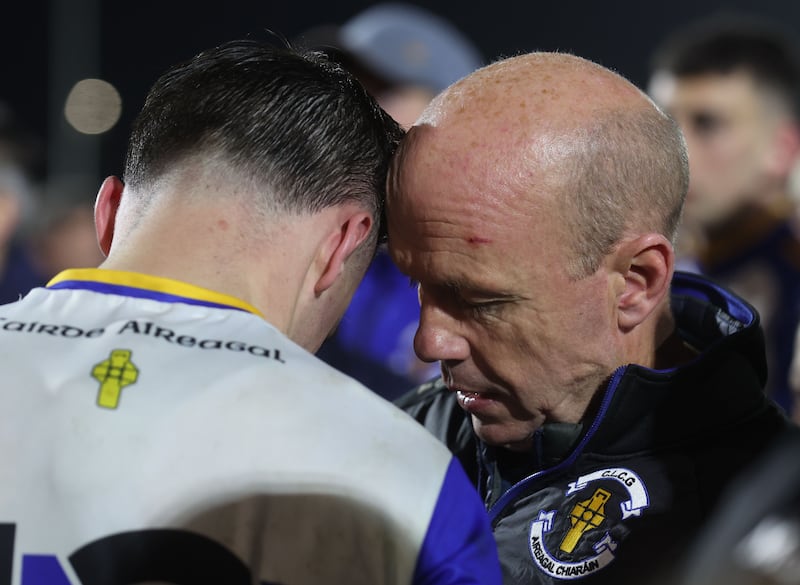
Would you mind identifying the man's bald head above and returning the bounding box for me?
[399,52,689,277]
[421,52,643,125]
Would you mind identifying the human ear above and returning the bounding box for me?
[314,210,373,296]
[94,176,124,257]
[766,122,800,178]
[614,233,674,332]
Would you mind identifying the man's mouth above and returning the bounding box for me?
[452,387,501,414]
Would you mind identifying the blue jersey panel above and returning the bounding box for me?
[413,458,502,585]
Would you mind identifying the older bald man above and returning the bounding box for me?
[390,52,793,584]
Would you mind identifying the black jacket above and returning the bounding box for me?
[396,272,793,584]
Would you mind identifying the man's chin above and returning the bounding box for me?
[472,417,535,452]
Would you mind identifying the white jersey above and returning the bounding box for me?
[0,269,501,585]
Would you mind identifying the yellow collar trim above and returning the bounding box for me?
[47,268,265,318]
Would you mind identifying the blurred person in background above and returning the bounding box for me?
[29,175,105,278]
[297,2,483,400]
[649,14,800,422]
[0,101,47,303]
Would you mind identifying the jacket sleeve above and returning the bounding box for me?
[412,457,502,585]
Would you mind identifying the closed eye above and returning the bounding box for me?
[463,299,505,318]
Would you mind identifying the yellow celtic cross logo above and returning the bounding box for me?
[92,349,139,409]
[560,488,611,553]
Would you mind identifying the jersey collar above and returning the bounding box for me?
[47,268,264,318]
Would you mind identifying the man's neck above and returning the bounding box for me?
[102,200,311,336]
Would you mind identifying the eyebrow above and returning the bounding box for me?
[441,279,524,302]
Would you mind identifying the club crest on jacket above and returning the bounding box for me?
[528,468,650,579]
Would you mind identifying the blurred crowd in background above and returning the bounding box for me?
[0,104,103,305]
[2,3,800,582]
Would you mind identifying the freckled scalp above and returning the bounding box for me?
[405,51,688,277]
[418,52,655,142]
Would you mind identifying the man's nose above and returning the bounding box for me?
[413,301,470,363]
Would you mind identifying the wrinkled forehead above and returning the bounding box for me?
[391,111,580,210]
[386,124,574,263]
[389,123,522,217]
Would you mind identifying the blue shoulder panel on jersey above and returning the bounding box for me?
[413,458,502,585]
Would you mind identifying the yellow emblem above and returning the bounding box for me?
[560,488,611,553]
[92,349,139,409]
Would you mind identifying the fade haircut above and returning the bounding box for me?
[563,103,689,278]
[650,14,800,120]
[123,38,404,245]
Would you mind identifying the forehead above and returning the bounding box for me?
[387,124,567,284]
[392,124,546,231]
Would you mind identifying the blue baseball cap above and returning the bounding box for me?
[301,3,483,93]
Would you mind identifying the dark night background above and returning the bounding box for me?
[4,0,800,195]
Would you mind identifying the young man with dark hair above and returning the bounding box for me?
[0,39,501,585]
[649,15,800,421]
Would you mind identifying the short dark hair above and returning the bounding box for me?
[123,38,403,237]
[650,14,800,119]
